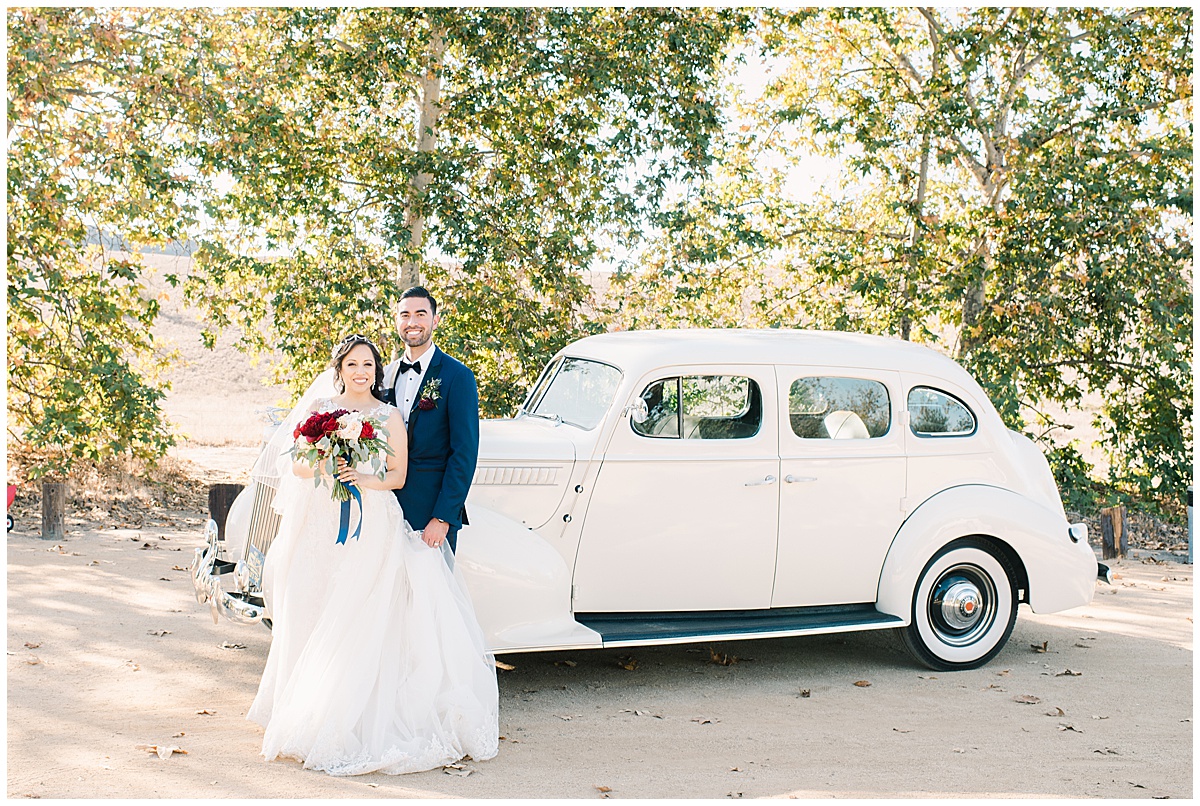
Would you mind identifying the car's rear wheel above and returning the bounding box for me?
[900,538,1017,671]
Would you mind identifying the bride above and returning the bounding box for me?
[246,334,499,776]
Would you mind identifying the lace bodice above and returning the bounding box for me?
[315,398,395,420]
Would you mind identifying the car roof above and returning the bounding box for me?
[561,329,980,388]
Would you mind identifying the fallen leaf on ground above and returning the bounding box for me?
[620,708,663,719]
[798,689,811,698]
[158,577,172,582]
[23,642,40,649]
[595,785,612,797]
[692,717,718,724]
[1045,707,1066,717]
[25,656,42,665]
[494,660,515,671]
[1058,723,1082,732]
[147,630,171,637]
[853,680,871,687]
[995,669,1010,676]
[125,660,141,671]
[917,675,937,680]
[709,647,742,666]
[220,642,246,650]
[136,744,187,759]
[555,659,577,667]
[1073,642,1092,649]
[1031,641,1049,653]
[1128,782,1146,788]
[892,727,913,733]
[140,543,159,550]
[171,565,187,571]
[617,655,639,671]
[984,683,1004,691]
[1094,748,1120,755]
[556,714,582,721]
[172,732,186,738]
[1092,714,1109,720]
[1013,694,1042,704]
[195,709,216,715]
[442,762,473,777]
[1055,669,1083,677]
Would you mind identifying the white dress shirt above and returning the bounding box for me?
[395,344,438,426]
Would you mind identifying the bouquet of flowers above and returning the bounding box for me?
[289,409,394,502]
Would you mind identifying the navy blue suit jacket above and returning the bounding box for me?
[383,348,479,551]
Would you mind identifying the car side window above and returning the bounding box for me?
[908,386,977,437]
[633,376,761,439]
[789,377,891,439]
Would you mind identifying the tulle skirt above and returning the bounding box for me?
[247,474,499,776]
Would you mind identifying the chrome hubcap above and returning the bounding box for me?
[928,564,997,647]
[939,580,983,630]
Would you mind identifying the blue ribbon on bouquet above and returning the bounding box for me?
[335,480,363,545]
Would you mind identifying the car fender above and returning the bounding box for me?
[221,484,257,565]
[456,504,602,653]
[876,485,1097,622]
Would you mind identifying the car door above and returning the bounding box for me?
[571,367,780,613]
[772,368,908,607]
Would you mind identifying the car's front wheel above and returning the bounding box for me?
[900,538,1017,671]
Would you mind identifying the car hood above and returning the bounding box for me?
[478,417,577,463]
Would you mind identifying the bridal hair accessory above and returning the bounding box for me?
[289,408,394,544]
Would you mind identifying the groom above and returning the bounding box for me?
[382,286,480,553]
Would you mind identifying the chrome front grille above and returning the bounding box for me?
[244,482,281,591]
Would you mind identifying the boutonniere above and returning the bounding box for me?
[417,378,442,411]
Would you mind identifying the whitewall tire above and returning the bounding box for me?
[900,538,1017,671]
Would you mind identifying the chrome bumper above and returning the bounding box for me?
[190,519,267,625]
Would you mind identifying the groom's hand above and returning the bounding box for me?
[422,518,450,549]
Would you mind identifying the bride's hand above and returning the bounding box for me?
[335,457,359,486]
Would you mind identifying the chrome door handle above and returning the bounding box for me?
[784,475,817,483]
[745,475,777,487]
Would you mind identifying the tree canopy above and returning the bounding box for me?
[6,7,1192,509]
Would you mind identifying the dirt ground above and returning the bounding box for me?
[7,505,1193,799]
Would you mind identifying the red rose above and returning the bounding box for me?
[418,398,436,411]
[359,421,375,440]
[297,410,347,442]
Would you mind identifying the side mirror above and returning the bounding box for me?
[624,398,649,424]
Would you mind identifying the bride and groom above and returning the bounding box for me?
[246,286,499,776]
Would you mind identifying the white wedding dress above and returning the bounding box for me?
[247,399,499,776]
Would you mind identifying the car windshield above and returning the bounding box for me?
[524,357,622,430]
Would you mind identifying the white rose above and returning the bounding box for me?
[336,411,365,440]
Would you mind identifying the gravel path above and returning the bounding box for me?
[6,521,1192,799]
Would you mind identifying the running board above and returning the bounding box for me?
[575,604,904,648]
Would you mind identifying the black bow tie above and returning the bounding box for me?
[398,359,422,375]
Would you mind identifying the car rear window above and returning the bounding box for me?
[908,386,977,437]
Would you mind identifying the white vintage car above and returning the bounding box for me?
[193,329,1107,671]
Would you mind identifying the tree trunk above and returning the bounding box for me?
[207,483,245,541]
[904,20,939,342]
[41,481,67,541]
[398,24,446,290]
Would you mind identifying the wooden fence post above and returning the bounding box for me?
[40,481,67,541]
[1099,505,1127,560]
[208,483,245,541]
